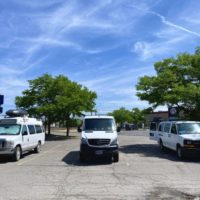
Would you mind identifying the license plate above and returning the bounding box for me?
[95,150,103,155]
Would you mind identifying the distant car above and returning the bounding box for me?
[125,123,137,130]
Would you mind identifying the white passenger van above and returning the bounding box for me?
[154,121,200,159]
[78,115,120,162]
[0,109,45,161]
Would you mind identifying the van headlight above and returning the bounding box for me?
[81,137,87,144]
[6,141,14,148]
[110,138,118,146]
[184,140,193,145]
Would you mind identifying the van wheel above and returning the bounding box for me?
[159,140,165,151]
[177,146,184,159]
[79,153,85,163]
[113,153,119,162]
[13,146,21,161]
[34,142,41,153]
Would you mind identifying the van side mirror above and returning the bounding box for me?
[77,127,82,133]
[117,126,121,132]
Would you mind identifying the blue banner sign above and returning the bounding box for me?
[0,95,4,105]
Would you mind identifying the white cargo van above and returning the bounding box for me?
[0,109,45,161]
[78,115,120,162]
[153,121,200,159]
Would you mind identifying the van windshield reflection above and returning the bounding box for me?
[0,124,21,135]
[84,119,115,131]
[177,123,200,135]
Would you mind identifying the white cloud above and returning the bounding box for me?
[151,11,200,37]
[0,66,21,75]
[133,41,170,60]
[133,31,188,61]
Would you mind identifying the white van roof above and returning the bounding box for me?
[0,117,42,125]
[159,120,200,124]
[84,115,114,119]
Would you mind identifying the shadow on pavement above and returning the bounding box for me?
[0,151,39,164]
[45,134,77,141]
[0,156,13,164]
[62,151,112,166]
[119,144,200,163]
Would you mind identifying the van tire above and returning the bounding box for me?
[113,153,119,162]
[13,146,21,161]
[159,140,165,151]
[34,142,41,153]
[79,153,85,163]
[177,146,184,159]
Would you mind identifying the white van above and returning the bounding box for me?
[78,115,120,162]
[154,121,200,158]
[0,109,45,161]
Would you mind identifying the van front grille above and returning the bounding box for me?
[88,139,110,146]
[193,140,200,148]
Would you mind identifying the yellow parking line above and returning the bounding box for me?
[17,144,61,166]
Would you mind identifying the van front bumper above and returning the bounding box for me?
[80,144,118,157]
[0,148,15,155]
[182,147,200,157]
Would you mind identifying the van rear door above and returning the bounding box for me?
[149,122,158,141]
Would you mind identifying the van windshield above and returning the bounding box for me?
[177,123,200,135]
[0,124,21,135]
[84,119,115,131]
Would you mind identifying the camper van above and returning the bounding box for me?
[78,115,120,162]
[150,120,200,158]
[0,109,45,161]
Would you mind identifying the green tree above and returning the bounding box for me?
[131,108,145,126]
[16,74,97,135]
[136,48,200,120]
[108,107,132,126]
[53,75,97,136]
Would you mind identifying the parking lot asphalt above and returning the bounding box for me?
[0,130,200,200]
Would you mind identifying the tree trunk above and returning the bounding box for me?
[66,126,70,137]
[65,116,70,137]
[48,121,51,135]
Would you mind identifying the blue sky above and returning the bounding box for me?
[0,0,200,114]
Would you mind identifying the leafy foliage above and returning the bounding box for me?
[136,48,200,120]
[16,74,97,135]
[108,107,145,126]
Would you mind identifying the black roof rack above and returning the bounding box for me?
[5,109,28,117]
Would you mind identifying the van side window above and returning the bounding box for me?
[28,125,36,134]
[164,123,171,133]
[158,123,164,132]
[171,124,177,134]
[22,125,28,135]
[35,125,42,134]
[150,122,157,131]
